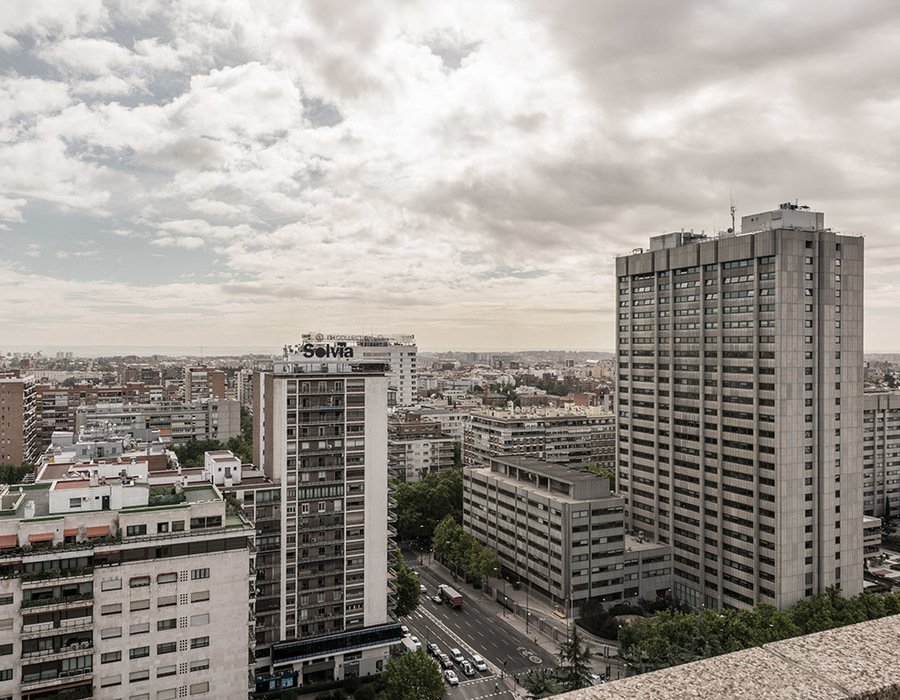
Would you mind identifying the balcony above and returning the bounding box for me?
[22,569,94,587]
[21,664,92,691]
[21,592,93,611]
[22,617,92,639]
[22,639,93,661]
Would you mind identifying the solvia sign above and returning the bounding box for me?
[301,343,354,359]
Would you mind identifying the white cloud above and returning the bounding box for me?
[152,235,205,250]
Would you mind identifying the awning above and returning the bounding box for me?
[28,533,54,543]
[86,525,109,537]
[64,528,78,537]
[0,535,17,548]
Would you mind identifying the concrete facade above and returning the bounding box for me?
[388,415,455,482]
[250,342,401,687]
[863,391,900,518]
[463,456,671,610]
[0,373,38,467]
[616,204,864,610]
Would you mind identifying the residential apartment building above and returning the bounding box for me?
[464,409,616,472]
[863,392,900,518]
[388,415,455,482]
[301,333,417,406]
[616,203,864,610]
[184,367,226,403]
[0,372,38,466]
[463,456,671,611]
[75,399,240,446]
[0,466,254,699]
[251,341,400,687]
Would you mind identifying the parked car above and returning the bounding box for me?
[427,643,441,657]
[409,635,421,650]
[444,670,459,686]
[471,654,487,672]
[461,660,475,677]
[450,647,464,664]
[439,653,453,669]
[400,625,409,636]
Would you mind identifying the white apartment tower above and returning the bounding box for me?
[252,341,399,685]
[616,203,863,610]
[301,333,417,406]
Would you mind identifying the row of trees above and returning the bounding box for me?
[172,407,254,467]
[392,551,421,617]
[431,515,500,583]
[520,626,595,698]
[0,464,33,484]
[619,586,900,672]
[393,468,462,542]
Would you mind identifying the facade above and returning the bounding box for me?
[464,409,616,472]
[616,203,864,610]
[75,399,240,446]
[184,367,226,403]
[862,392,900,518]
[463,456,671,611]
[0,372,38,466]
[0,469,254,700]
[388,415,455,482]
[301,333,417,406]
[251,341,400,686]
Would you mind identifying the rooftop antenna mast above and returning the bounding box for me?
[729,190,736,233]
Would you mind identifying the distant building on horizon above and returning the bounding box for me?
[616,203,864,610]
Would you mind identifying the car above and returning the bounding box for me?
[471,654,487,672]
[431,594,443,604]
[400,625,409,636]
[444,670,459,686]
[419,584,427,594]
[450,647,464,664]
[409,635,421,650]
[427,643,441,657]
[439,653,453,669]
[460,660,475,677]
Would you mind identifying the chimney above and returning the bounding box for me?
[24,501,36,519]
[89,471,99,487]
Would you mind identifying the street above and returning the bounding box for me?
[400,563,559,698]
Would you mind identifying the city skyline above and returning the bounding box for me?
[2,2,900,351]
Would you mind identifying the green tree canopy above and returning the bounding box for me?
[0,464,33,484]
[172,438,226,469]
[521,668,560,699]
[394,468,462,541]
[557,624,593,691]
[381,649,444,700]
[394,550,420,618]
[431,515,500,582]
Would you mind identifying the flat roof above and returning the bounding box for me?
[488,456,601,484]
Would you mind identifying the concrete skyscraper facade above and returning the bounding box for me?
[251,340,399,686]
[616,203,863,610]
[0,372,38,467]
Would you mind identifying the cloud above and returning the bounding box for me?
[1,1,899,350]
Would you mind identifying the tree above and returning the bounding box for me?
[394,468,463,541]
[172,438,226,468]
[394,551,420,617]
[0,464,34,484]
[381,650,444,700]
[557,624,594,691]
[521,668,560,699]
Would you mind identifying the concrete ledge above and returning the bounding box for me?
[554,613,900,700]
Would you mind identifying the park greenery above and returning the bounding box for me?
[0,464,34,484]
[380,650,444,700]
[619,587,900,673]
[521,626,595,698]
[393,467,463,542]
[431,515,500,584]
[393,551,421,617]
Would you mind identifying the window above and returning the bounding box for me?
[190,683,209,695]
[158,595,177,608]
[190,636,209,649]
[190,590,210,603]
[158,690,178,700]
[0,595,11,606]
[130,576,150,588]
[0,669,11,681]
[126,524,147,537]
[157,522,169,533]
[157,665,177,678]
[69,498,81,508]
[101,603,122,615]
[101,674,122,687]
[191,568,210,580]
[101,578,122,591]
[190,659,210,672]
[130,622,150,635]
[131,599,150,611]
[157,572,177,585]
[171,521,185,532]
[130,669,150,683]
[190,613,209,626]
[157,642,177,655]
[101,627,122,639]
[130,646,150,659]
[101,651,122,664]
[157,618,177,631]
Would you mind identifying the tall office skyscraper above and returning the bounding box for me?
[616,203,863,610]
[252,340,398,684]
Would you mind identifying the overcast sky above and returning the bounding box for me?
[2,1,899,353]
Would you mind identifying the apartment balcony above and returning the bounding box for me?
[22,616,92,639]
[22,639,93,661]
[21,593,93,611]
[22,569,94,587]
[21,664,92,691]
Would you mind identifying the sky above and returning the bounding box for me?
[2,1,900,353]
